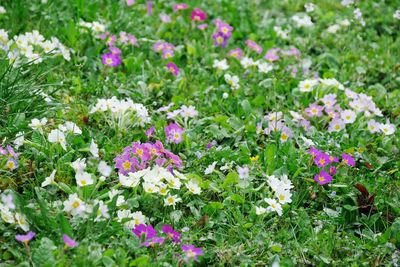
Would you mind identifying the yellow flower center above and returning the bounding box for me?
[122,161,131,170]
[72,201,80,209]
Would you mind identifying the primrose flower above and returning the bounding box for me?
[142,237,165,247]
[16,231,36,244]
[299,79,318,92]
[314,170,332,185]
[63,193,86,216]
[379,122,395,135]
[217,22,233,37]
[255,206,267,215]
[182,244,204,262]
[162,224,181,243]
[367,119,380,133]
[265,48,280,61]
[245,40,262,54]
[213,59,229,70]
[173,3,188,11]
[341,110,356,124]
[101,53,121,67]
[228,48,243,59]
[63,234,78,248]
[126,0,135,6]
[166,62,180,76]
[342,153,355,167]
[305,103,324,117]
[314,152,330,167]
[191,8,206,21]
[5,158,18,170]
[264,198,283,216]
[328,118,345,132]
[165,123,184,144]
[132,224,157,240]
[164,194,182,208]
[212,32,228,47]
[42,170,57,187]
[48,129,67,150]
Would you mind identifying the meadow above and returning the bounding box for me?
[0,0,399,266]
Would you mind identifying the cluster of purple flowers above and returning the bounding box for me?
[114,140,182,175]
[16,232,77,248]
[265,47,301,62]
[153,41,175,59]
[308,147,355,185]
[99,31,138,67]
[212,19,233,48]
[1,145,19,171]
[133,224,203,262]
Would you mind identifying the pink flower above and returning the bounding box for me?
[314,170,333,185]
[161,224,181,243]
[182,244,204,262]
[166,62,180,76]
[133,224,157,240]
[16,231,36,244]
[197,23,208,30]
[126,0,135,6]
[165,123,184,144]
[342,153,355,167]
[314,152,330,167]
[190,8,206,21]
[63,234,78,248]
[305,103,324,117]
[245,40,262,54]
[173,3,188,11]
[265,48,280,61]
[101,53,122,67]
[145,127,155,139]
[228,48,243,59]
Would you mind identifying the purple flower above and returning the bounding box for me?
[114,154,138,175]
[217,22,233,38]
[191,8,206,21]
[166,62,180,76]
[165,123,184,144]
[212,32,228,47]
[101,53,121,67]
[106,35,117,47]
[109,47,122,55]
[6,158,18,170]
[146,1,153,15]
[162,49,174,59]
[328,155,339,163]
[314,152,330,167]
[182,244,204,262]
[314,170,333,185]
[128,34,138,46]
[63,234,78,248]
[305,103,324,117]
[133,224,157,240]
[342,153,355,167]
[160,14,171,23]
[265,48,280,61]
[245,40,262,54]
[197,24,208,30]
[142,237,165,247]
[173,3,188,11]
[329,166,337,175]
[126,0,135,6]
[161,224,181,243]
[308,147,321,158]
[145,127,155,139]
[228,48,243,59]
[16,231,36,244]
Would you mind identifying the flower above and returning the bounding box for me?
[275,189,292,204]
[245,40,262,54]
[16,231,36,244]
[340,110,356,124]
[63,193,86,216]
[255,206,267,215]
[166,62,180,76]
[205,161,217,174]
[379,122,395,135]
[213,59,229,70]
[165,123,184,144]
[98,161,112,177]
[48,129,67,150]
[264,198,283,216]
[5,158,18,170]
[101,53,121,67]
[42,170,57,187]
[224,74,240,90]
[299,79,318,92]
[145,126,155,138]
[90,140,99,158]
[237,166,249,179]
[142,237,165,247]
[15,213,29,231]
[132,211,146,225]
[164,194,182,208]
[179,105,198,118]
[190,8,206,21]
[342,153,355,167]
[75,172,94,187]
[367,119,380,133]
[29,118,47,130]
[305,103,324,117]
[63,234,78,248]
[228,48,243,59]
[182,244,204,262]
[173,3,188,11]
[328,118,345,132]
[314,170,333,185]
[162,224,181,243]
[186,180,201,194]
[314,152,330,167]
[132,224,157,240]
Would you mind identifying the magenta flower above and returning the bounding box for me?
[133,224,157,240]
[16,231,36,244]
[228,48,243,59]
[182,244,204,262]
[166,62,180,76]
[342,153,355,167]
[217,22,233,38]
[265,48,280,61]
[308,147,321,158]
[305,103,324,117]
[161,224,181,243]
[190,8,206,21]
[101,53,121,67]
[329,166,337,175]
[212,32,228,47]
[314,152,330,167]
[109,46,122,55]
[245,40,262,54]
[173,3,188,11]
[145,127,155,139]
[142,237,165,247]
[106,35,117,47]
[328,155,339,163]
[165,123,184,144]
[63,234,78,248]
[314,170,333,185]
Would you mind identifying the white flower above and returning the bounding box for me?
[116,195,125,206]
[240,57,256,68]
[0,6,6,14]
[94,200,109,222]
[292,14,313,27]
[237,166,249,179]
[1,193,15,210]
[71,158,86,173]
[304,3,316,12]
[258,62,273,73]
[327,24,340,34]
[255,206,267,215]
[205,161,217,175]
[98,161,112,177]
[13,132,24,149]
[15,212,29,231]
[300,136,315,147]
[213,59,229,70]
[48,129,67,150]
[275,189,292,204]
[379,122,395,135]
[222,92,229,99]
[76,172,94,187]
[59,121,82,135]
[224,74,240,90]
[179,105,198,118]
[264,198,283,216]
[186,180,201,194]
[108,189,122,200]
[119,173,141,188]
[29,118,47,130]
[394,10,400,20]
[341,0,354,6]
[167,109,181,119]
[319,78,344,90]
[298,79,318,92]
[1,208,14,224]
[63,193,86,216]
[41,170,56,187]
[90,139,99,158]
[340,109,356,124]
[164,195,181,208]
[367,119,380,134]
[143,182,159,193]
[132,211,146,225]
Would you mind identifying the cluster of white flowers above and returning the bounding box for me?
[213,59,229,70]
[326,19,350,34]
[258,111,293,143]
[292,14,314,28]
[78,20,106,34]
[224,74,240,90]
[298,78,344,92]
[119,165,201,208]
[0,29,71,66]
[273,26,290,39]
[0,191,29,231]
[90,97,150,127]
[256,174,293,216]
[166,105,198,120]
[344,88,383,117]
[47,121,82,150]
